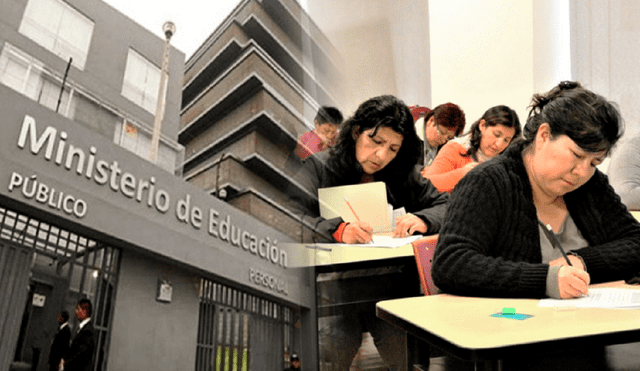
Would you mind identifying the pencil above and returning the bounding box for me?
[545,223,572,266]
[343,197,361,221]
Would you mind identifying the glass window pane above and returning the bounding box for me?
[19,0,93,69]
[122,49,160,113]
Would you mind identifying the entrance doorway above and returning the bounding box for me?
[0,206,120,371]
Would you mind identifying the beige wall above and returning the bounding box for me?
[428,0,535,128]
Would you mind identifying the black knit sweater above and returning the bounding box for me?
[432,141,640,298]
[294,151,449,242]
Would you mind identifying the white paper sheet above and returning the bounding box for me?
[312,234,423,249]
[538,288,640,308]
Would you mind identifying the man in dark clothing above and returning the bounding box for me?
[48,311,71,371]
[63,299,95,371]
[284,353,301,371]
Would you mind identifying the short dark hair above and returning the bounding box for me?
[328,95,419,183]
[523,81,623,155]
[77,298,92,317]
[315,106,343,125]
[425,103,466,136]
[59,310,69,322]
[465,105,521,159]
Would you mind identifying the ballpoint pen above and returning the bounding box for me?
[542,222,572,266]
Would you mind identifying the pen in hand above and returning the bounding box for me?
[544,223,572,266]
[343,197,361,221]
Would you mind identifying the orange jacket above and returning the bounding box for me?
[423,140,473,193]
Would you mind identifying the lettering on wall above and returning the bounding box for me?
[9,114,288,269]
[249,268,289,295]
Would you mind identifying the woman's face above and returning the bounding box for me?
[478,121,516,158]
[530,125,605,197]
[354,126,403,174]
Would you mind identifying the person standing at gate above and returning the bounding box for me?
[48,310,70,371]
[62,299,95,371]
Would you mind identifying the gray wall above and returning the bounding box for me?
[0,0,185,140]
[107,249,200,371]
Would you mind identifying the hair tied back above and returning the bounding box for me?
[559,81,579,90]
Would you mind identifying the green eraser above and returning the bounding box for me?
[502,307,516,315]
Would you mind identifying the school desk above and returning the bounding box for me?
[376,281,640,371]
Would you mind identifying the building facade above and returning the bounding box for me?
[0,1,316,371]
[180,0,344,242]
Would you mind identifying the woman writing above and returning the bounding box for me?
[422,105,520,193]
[296,95,448,244]
[294,95,448,371]
[432,81,640,300]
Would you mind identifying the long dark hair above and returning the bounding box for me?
[326,95,420,184]
[522,81,623,155]
[464,105,521,160]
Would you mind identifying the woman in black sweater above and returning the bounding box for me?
[295,95,448,244]
[433,81,640,299]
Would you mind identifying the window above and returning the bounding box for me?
[121,49,161,113]
[115,120,182,173]
[0,43,75,116]
[19,0,94,70]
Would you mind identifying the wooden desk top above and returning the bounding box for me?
[377,282,640,355]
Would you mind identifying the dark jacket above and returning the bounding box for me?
[48,324,71,371]
[432,141,640,298]
[65,321,96,371]
[294,151,449,242]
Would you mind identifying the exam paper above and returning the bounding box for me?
[318,234,423,249]
[538,288,640,308]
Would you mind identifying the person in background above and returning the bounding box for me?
[433,81,640,300]
[284,353,301,371]
[293,106,344,160]
[294,95,448,371]
[608,133,640,210]
[48,311,70,371]
[423,105,521,193]
[413,103,466,173]
[63,299,95,371]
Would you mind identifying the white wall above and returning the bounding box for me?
[428,0,534,129]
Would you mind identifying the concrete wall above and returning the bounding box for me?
[0,0,185,140]
[107,249,200,371]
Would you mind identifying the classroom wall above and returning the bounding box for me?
[428,0,535,127]
[571,0,640,139]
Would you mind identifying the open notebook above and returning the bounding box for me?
[318,182,400,233]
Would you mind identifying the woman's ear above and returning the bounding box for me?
[479,119,486,131]
[534,123,551,151]
[352,126,360,140]
[538,123,551,142]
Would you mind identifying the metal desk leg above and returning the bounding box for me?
[407,333,430,371]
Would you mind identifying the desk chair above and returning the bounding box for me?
[409,235,443,369]
[411,235,439,296]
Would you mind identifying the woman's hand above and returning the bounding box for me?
[392,213,428,237]
[461,161,479,175]
[557,266,590,299]
[342,221,374,244]
[549,255,585,271]
[420,165,430,178]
